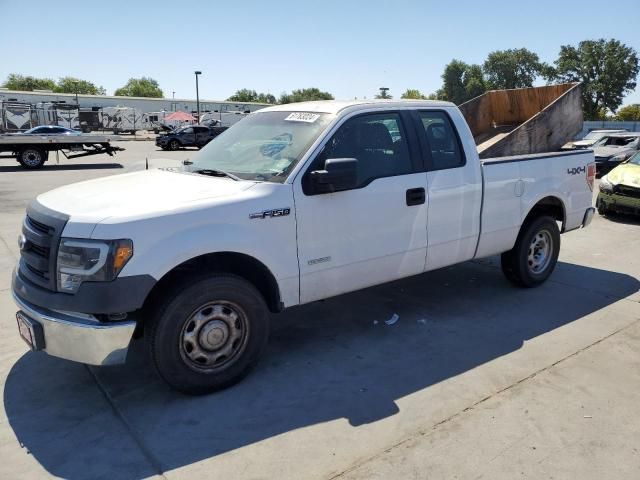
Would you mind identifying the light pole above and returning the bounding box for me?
[172,91,175,99]
[73,81,79,106]
[194,71,201,124]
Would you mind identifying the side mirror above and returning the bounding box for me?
[309,158,358,194]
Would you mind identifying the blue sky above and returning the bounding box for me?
[2,0,640,106]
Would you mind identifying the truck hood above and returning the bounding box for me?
[571,140,595,148]
[607,163,640,187]
[36,169,256,223]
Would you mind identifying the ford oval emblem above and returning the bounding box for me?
[17,234,27,251]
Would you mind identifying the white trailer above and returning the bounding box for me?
[200,110,248,127]
[0,102,36,131]
[101,106,152,134]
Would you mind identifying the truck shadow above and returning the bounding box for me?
[0,163,123,172]
[4,259,638,479]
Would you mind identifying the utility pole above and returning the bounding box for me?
[194,71,202,124]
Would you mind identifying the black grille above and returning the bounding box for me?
[18,204,68,292]
[614,185,640,199]
[27,216,52,235]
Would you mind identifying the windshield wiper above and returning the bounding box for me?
[193,169,240,181]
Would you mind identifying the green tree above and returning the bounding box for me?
[2,73,56,91]
[227,89,276,104]
[279,87,334,104]
[54,76,105,95]
[616,104,640,121]
[114,77,163,98]
[256,93,277,104]
[547,39,639,120]
[483,48,546,89]
[400,89,426,99]
[440,60,487,104]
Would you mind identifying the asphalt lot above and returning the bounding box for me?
[0,141,639,479]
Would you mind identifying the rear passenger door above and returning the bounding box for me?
[412,110,482,271]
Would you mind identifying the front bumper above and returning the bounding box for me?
[597,191,640,215]
[12,290,136,366]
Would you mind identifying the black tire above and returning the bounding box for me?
[501,215,560,288]
[18,148,47,169]
[169,139,180,151]
[146,274,270,395]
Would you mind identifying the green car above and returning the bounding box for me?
[597,151,640,216]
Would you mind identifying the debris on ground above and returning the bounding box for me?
[385,314,399,325]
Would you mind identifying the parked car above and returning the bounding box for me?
[563,129,628,150]
[592,132,640,175]
[21,126,80,135]
[596,151,640,216]
[155,125,227,150]
[12,100,595,394]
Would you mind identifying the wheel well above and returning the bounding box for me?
[524,196,566,230]
[144,252,283,314]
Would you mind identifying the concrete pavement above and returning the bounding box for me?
[0,142,638,479]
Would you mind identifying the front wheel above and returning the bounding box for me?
[146,274,270,394]
[168,139,180,151]
[501,215,560,288]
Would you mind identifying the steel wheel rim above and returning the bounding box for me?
[179,301,250,372]
[23,150,42,167]
[527,229,553,274]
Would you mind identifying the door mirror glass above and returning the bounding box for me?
[310,158,358,194]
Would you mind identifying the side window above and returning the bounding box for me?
[182,127,194,134]
[418,111,464,170]
[315,113,412,188]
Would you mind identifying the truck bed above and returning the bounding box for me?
[475,149,594,259]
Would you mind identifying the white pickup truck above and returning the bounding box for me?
[12,100,596,394]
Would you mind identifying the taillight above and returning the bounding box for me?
[586,163,596,191]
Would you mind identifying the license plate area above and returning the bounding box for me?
[16,312,45,351]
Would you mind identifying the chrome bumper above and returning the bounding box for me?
[12,291,136,366]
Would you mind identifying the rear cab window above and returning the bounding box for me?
[415,111,465,170]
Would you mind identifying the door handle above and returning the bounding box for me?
[406,187,425,206]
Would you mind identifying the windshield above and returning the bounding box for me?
[190,111,333,182]
[583,131,603,140]
[629,151,640,166]
[593,136,636,147]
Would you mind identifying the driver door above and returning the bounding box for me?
[293,111,428,304]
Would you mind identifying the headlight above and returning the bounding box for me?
[57,238,133,293]
[599,175,613,193]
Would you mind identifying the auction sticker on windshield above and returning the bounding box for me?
[284,112,320,123]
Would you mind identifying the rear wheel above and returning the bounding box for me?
[18,148,47,169]
[501,215,560,287]
[146,274,270,394]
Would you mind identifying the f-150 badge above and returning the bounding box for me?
[249,208,291,219]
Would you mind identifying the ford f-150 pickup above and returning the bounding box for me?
[12,100,596,394]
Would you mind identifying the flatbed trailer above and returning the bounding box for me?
[0,134,125,169]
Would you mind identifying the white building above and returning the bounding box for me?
[0,88,268,117]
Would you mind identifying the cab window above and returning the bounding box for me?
[417,111,464,170]
[313,112,412,188]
